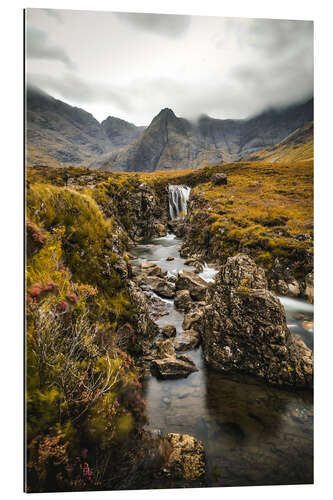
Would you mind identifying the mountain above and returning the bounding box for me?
[248,121,314,162]
[197,98,313,160]
[88,108,225,172]
[26,86,313,172]
[101,116,146,151]
[26,86,145,167]
[89,99,313,172]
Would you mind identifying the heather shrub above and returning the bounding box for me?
[26,299,147,491]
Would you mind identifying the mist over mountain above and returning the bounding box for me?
[26,86,313,172]
[89,98,313,172]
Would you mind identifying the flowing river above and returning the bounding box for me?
[130,186,313,488]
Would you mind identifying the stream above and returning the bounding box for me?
[130,186,313,488]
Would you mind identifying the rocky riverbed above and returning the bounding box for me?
[130,223,314,487]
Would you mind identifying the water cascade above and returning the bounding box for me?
[168,185,191,219]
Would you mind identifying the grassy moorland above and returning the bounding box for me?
[182,160,313,282]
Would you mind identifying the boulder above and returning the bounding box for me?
[146,292,169,320]
[127,281,159,346]
[163,433,205,481]
[212,173,227,185]
[182,307,205,332]
[305,272,314,304]
[166,256,175,261]
[174,329,201,351]
[176,270,207,301]
[193,261,204,274]
[288,279,300,297]
[150,356,197,379]
[155,338,176,358]
[168,220,186,238]
[155,223,167,237]
[277,279,289,296]
[161,324,177,338]
[145,276,175,298]
[174,289,192,311]
[141,261,165,277]
[201,254,313,389]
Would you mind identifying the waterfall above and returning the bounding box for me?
[168,185,191,219]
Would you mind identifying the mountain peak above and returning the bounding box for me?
[156,108,176,119]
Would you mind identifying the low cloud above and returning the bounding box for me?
[26,12,313,124]
[42,9,64,23]
[114,12,191,37]
[28,72,133,113]
[26,26,74,68]
[28,69,313,125]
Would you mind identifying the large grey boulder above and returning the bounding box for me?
[211,173,227,185]
[141,261,165,277]
[176,270,207,301]
[174,329,201,351]
[142,275,175,298]
[201,254,313,389]
[150,356,197,379]
[174,289,192,311]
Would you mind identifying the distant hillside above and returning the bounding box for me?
[101,116,145,151]
[248,122,313,162]
[197,98,313,159]
[26,86,313,172]
[89,99,313,172]
[88,108,225,172]
[26,87,145,167]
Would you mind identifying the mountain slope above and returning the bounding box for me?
[89,99,313,172]
[89,108,227,172]
[101,116,145,150]
[248,122,314,162]
[197,98,313,159]
[26,87,145,167]
[26,86,313,172]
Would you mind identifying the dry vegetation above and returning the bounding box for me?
[183,160,313,280]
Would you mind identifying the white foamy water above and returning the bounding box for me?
[279,296,314,314]
[168,185,191,219]
[199,263,219,283]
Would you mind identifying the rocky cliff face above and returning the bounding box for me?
[89,108,223,172]
[201,254,313,388]
[101,116,145,150]
[89,99,313,172]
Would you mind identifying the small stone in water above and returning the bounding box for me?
[177,390,191,400]
[166,256,175,261]
[302,320,314,332]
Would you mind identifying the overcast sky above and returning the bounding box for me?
[26,9,313,125]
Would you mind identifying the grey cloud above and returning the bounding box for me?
[115,12,191,37]
[247,18,313,55]
[28,68,312,125]
[42,9,64,23]
[26,13,313,124]
[26,26,74,68]
[28,72,133,113]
